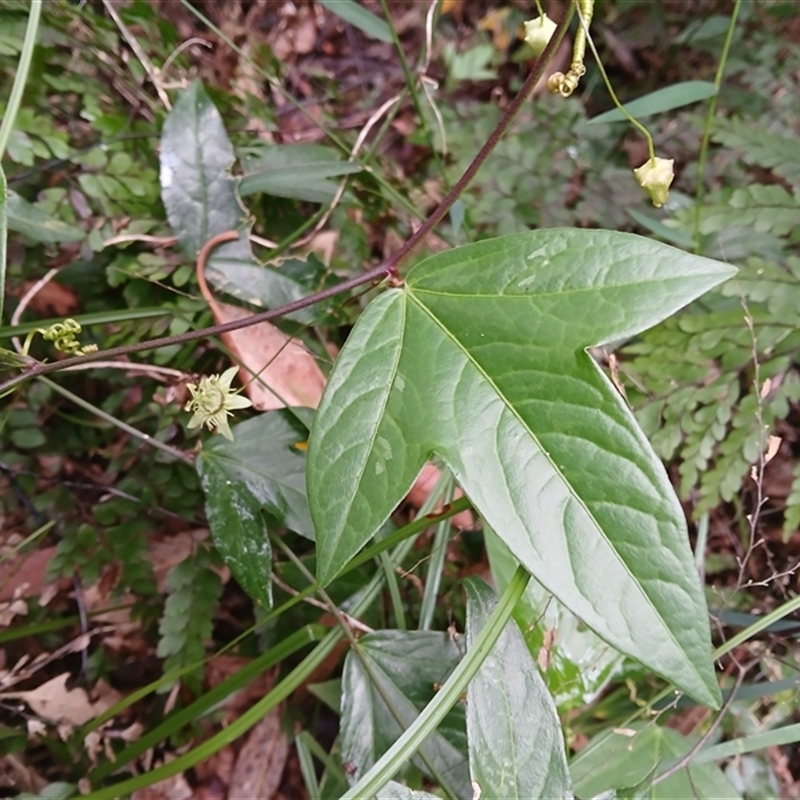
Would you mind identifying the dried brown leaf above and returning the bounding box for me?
[228,708,289,800]
[213,300,326,410]
[0,673,121,728]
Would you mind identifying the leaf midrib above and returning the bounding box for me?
[406,288,690,675]
[409,272,692,302]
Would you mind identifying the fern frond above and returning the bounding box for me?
[713,117,800,185]
[157,550,222,693]
[690,185,800,238]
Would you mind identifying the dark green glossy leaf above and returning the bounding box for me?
[465,578,572,800]
[317,0,392,43]
[159,80,254,276]
[196,411,313,609]
[570,724,740,799]
[340,631,469,798]
[239,143,362,203]
[589,81,718,124]
[308,228,734,707]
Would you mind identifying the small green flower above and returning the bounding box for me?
[634,156,675,208]
[185,366,252,441]
[523,14,557,57]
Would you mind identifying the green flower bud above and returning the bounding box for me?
[523,14,557,57]
[633,157,675,208]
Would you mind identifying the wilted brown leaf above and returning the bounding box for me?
[228,708,289,800]
[0,673,121,728]
[209,300,326,411]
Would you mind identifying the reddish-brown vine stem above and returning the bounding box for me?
[0,8,574,398]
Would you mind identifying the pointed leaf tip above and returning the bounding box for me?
[309,229,727,706]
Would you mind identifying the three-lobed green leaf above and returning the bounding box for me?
[308,228,735,707]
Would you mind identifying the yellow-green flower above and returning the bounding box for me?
[185,366,252,441]
[633,156,675,208]
[523,14,557,57]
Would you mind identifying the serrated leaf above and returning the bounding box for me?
[157,553,222,692]
[318,0,392,43]
[196,411,313,609]
[159,80,255,276]
[589,81,717,124]
[465,578,572,800]
[340,631,469,798]
[308,228,734,707]
[570,724,740,799]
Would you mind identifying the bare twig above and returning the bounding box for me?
[651,666,748,786]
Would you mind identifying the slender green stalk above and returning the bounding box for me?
[87,625,324,782]
[349,496,472,574]
[348,631,462,800]
[713,592,800,660]
[0,520,52,564]
[81,577,381,797]
[692,0,743,252]
[380,548,407,630]
[577,2,654,162]
[296,733,322,800]
[84,512,434,796]
[693,723,800,764]
[0,0,41,324]
[574,591,800,774]
[342,564,530,799]
[0,1,42,161]
[418,475,455,630]
[39,377,192,464]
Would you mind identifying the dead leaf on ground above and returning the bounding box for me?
[131,771,193,800]
[0,673,122,729]
[0,545,62,602]
[0,594,28,626]
[19,279,79,317]
[211,300,326,410]
[228,707,289,800]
